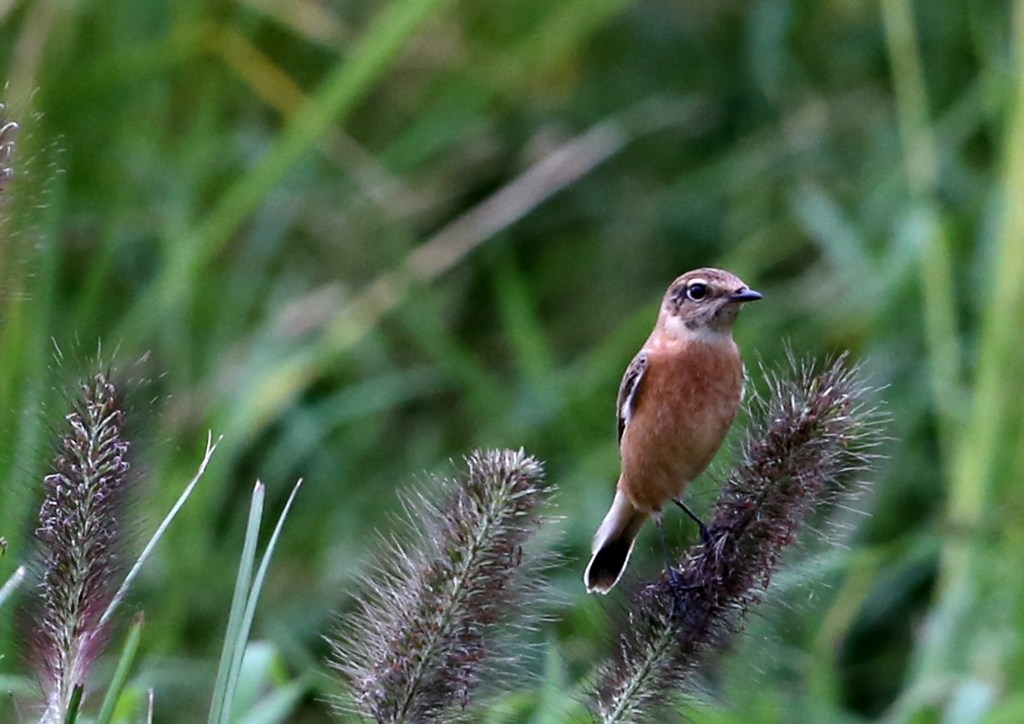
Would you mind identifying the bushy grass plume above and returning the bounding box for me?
[330,449,553,723]
[27,372,132,723]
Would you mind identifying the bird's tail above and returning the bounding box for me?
[584,489,647,594]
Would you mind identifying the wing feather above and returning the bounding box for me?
[616,352,648,443]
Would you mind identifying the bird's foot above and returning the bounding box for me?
[672,498,711,547]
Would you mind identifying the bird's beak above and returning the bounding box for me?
[729,288,763,303]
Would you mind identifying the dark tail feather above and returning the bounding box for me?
[584,491,646,594]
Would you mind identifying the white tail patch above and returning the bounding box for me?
[591,490,633,553]
[584,490,647,594]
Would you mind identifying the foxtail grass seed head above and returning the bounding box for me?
[592,354,881,723]
[29,373,131,723]
[330,449,552,723]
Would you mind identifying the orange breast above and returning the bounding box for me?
[618,337,743,512]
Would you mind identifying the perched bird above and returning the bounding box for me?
[584,268,761,594]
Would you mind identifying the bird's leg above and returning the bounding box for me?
[654,511,695,617]
[672,498,710,545]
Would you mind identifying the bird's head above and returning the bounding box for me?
[660,267,762,337]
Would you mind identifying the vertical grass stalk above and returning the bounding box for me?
[881,0,963,467]
[908,0,1024,695]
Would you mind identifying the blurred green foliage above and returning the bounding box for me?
[1,0,1023,720]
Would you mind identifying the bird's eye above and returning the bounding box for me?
[686,282,708,301]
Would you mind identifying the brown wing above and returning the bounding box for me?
[616,352,648,444]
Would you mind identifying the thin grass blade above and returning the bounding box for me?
[100,433,222,628]
[209,481,265,724]
[221,479,302,723]
[95,613,145,724]
[63,685,82,724]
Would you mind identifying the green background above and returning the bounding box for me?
[1,0,1023,720]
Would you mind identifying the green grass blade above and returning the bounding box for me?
[63,685,83,724]
[0,565,25,610]
[193,0,452,254]
[100,433,221,628]
[952,0,1024,541]
[209,481,265,724]
[882,0,963,469]
[95,612,145,724]
[123,0,456,340]
[906,0,1024,696]
[222,479,303,724]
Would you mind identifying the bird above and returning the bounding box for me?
[583,268,762,594]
